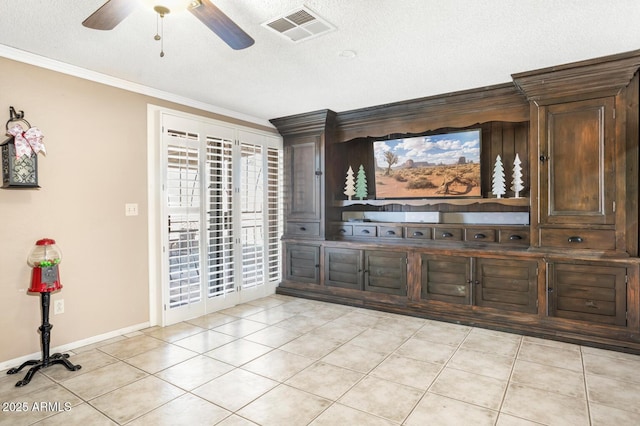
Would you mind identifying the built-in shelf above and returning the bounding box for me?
[334,198,530,207]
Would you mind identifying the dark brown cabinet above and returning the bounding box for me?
[271,110,336,240]
[273,51,640,352]
[285,243,320,284]
[285,137,322,222]
[363,250,407,296]
[421,254,470,304]
[324,247,362,290]
[474,258,538,314]
[420,255,538,313]
[538,97,616,227]
[548,262,627,326]
[325,247,407,295]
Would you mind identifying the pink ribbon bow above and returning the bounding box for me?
[7,124,46,158]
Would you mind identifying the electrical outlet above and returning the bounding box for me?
[54,299,64,315]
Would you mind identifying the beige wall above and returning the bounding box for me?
[0,57,275,363]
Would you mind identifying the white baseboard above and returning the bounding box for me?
[0,321,150,371]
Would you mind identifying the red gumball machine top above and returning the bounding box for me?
[27,238,63,293]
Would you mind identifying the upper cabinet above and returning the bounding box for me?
[539,97,615,226]
[513,50,640,255]
[271,110,337,240]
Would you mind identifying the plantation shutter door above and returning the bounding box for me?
[205,135,236,300]
[239,142,265,290]
[266,146,283,283]
[165,128,203,314]
[237,131,283,301]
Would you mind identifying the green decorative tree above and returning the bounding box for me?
[355,164,368,200]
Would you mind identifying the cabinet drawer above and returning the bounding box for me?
[464,228,496,243]
[379,225,403,239]
[406,226,432,240]
[498,229,530,246]
[540,228,615,250]
[433,227,463,241]
[353,225,377,238]
[286,222,320,237]
[332,223,353,237]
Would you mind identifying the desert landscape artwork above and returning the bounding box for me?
[373,130,481,198]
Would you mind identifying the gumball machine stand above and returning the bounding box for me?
[6,239,81,387]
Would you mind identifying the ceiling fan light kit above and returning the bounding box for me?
[82,0,254,51]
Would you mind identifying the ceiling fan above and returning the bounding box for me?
[82,0,254,50]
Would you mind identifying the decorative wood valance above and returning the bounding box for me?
[334,83,529,142]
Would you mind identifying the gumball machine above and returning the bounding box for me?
[27,238,63,293]
[7,239,81,387]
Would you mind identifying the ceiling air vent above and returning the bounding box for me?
[263,7,335,42]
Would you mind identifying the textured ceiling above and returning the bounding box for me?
[1,0,640,125]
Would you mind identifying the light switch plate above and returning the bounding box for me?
[125,203,139,216]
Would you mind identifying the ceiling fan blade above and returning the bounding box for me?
[82,0,137,30]
[189,0,255,50]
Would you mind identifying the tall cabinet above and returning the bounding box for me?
[271,110,336,285]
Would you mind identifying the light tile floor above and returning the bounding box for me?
[1,294,640,425]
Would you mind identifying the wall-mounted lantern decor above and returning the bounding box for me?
[1,107,46,188]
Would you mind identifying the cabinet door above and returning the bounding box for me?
[539,97,615,225]
[420,254,470,304]
[475,258,538,314]
[364,250,407,296]
[324,247,362,290]
[285,244,320,284]
[549,263,626,326]
[285,137,321,221]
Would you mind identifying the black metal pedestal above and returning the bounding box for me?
[7,292,81,387]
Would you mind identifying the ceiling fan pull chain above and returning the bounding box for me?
[159,14,165,57]
[154,11,161,41]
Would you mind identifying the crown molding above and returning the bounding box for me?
[0,44,272,128]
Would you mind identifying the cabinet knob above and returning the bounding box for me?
[474,280,480,285]
[474,233,486,239]
[442,232,454,238]
[540,155,547,163]
[300,227,307,231]
[547,287,554,293]
[567,236,583,243]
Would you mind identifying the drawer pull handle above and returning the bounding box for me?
[386,230,396,236]
[413,231,424,237]
[474,233,486,239]
[568,236,583,243]
[585,300,598,308]
[299,227,306,231]
[509,235,523,240]
[338,229,347,234]
[442,232,454,238]
[361,229,370,234]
